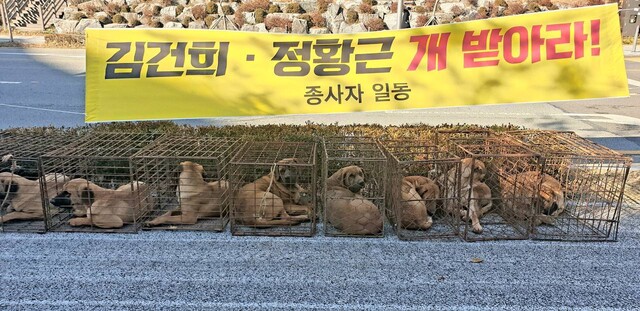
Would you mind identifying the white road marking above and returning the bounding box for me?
[0,81,21,84]
[629,79,640,87]
[0,103,84,115]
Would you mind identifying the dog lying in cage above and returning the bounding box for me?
[50,178,152,229]
[501,171,565,226]
[399,176,440,230]
[0,172,69,223]
[234,158,313,227]
[439,158,492,234]
[325,165,383,235]
[145,161,229,226]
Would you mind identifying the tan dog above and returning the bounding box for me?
[325,165,383,235]
[234,158,312,227]
[146,161,228,226]
[51,178,151,229]
[441,158,492,234]
[501,171,565,226]
[0,172,69,223]
[399,176,440,230]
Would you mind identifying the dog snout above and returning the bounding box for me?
[50,191,73,209]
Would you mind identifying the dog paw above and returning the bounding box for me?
[69,218,83,226]
[472,225,483,234]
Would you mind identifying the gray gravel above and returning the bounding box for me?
[1,215,639,310]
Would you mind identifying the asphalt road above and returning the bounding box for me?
[1,46,640,310]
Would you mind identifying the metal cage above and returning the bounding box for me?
[229,141,317,237]
[132,135,241,231]
[505,130,632,241]
[382,140,461,240]
[41,132,158,233]
[447,136,543,242]
[0,130,84,233]
[322,137,387,237]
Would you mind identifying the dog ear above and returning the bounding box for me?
[80,187,95,206]
[359,167,366,181]
[8,183,19,194]
[341,169,350,187]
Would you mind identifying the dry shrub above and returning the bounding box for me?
[143,5,161,17]
[255,8,266,23]
[268,4,281,13]
[286,2,304,14]
[297,13,312,24]
[176,5,184,15]
[129,18,141,27]
[465,0,478,6]
[362,0,376,5]
[476,6,488,19]
[415,14,428,27]
[346,8,358,24]
[105,3,121,15]
[150,20,163,28]
[450,5,464,17]
[526,2,541,12]
[221,5,234,15]
[205,14,216,27]
[120,4,131,13]
[83,4,97,16]
[181,16,193,28]
[424,0,438,11]
[162,0,173,6]
[503,2,525,15]
[97,15,112,25]
[316,0,332,13]
[112,14,127,24]
[364,17,385,31]
[206,1,218,14]
[264,15,292,30]
[413,5,426,14]
[359,3,375,13]
[162,14,177,24]
[192,5,207,20]
[70,12,86,20]
[44,34,85,48]
[537,0,554,7]
[309,11,326,28]
[588,0,604,5]
[494,0,508,7]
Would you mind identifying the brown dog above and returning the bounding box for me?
[0,172,69,223]
[441,158,492,234]
[234,158,312,227]
[501,171,565,226]
[399,176,439,230]
[325,165,383,235]
[146,161,228,226]
[51,178,151,229]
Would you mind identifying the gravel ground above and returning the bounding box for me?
[1,212,639,310]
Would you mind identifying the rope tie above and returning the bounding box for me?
[1,156,17,213]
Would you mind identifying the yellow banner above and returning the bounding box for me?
[86,4,628,122]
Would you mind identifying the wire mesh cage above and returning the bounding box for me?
[381,140,461,240]
[0,130,83,233]
[41,132,159,233]
[229,141,317,237]
[322,137,387,237]
[444,135,543,242]
[505,130,632,241]
[132,135,241,231]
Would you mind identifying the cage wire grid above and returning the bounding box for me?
[322,137,387,238]
[381,140,462,240]
[132,135,241,231]
[504,130,632,241]
[0,131,85,233]
[41,132,159,233]
[229,141,317,237]
[449,137,544,242]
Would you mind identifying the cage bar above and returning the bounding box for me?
[229,141,317,237]
[443,134,543,242]
[322,137,387,237]
[381,140,462,240]
[132,135,240,231]
[42,132,158,233]
[505,130,632,241]
[0,130,83,233]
